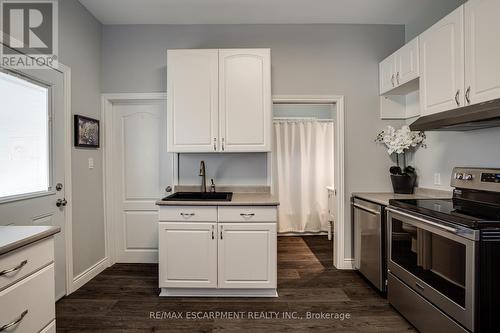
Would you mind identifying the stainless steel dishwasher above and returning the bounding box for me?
[352,197,385,292]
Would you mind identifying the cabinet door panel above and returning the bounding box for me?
[379,54,396,94]
[167,49,219,152]
[219,49,271,152]
[396,37,420,86]
[420,6,465,116]
[159,222,217,288]
[465,0,500,105]
[218,223,276,289]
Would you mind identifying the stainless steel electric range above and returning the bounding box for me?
[387,167,500,333]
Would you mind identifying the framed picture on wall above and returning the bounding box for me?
[74,115,100,148]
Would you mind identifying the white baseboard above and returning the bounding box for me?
[71,257,109,293]
[335,258,355,270]
[160,288,278,297]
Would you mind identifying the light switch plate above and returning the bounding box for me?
[88,158,94,169]
[434,173,441,185]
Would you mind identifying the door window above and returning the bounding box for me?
[0,71,51,200]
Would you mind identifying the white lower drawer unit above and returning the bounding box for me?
[218,206,277,222]
[159,206,217,222]
[0,238,54,291]
[0,264,55,332]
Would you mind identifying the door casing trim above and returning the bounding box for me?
[271,95,349,269]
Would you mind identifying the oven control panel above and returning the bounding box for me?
[481,173,500,183]
[451,167,500,192]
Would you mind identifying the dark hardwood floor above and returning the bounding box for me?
[56,236,415,332]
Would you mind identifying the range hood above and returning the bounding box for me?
[410,98,500,131]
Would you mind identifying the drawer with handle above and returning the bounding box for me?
[0,238,54,291]
[0,264,55,332]
[218,206,277,222]
[159,206,217,222]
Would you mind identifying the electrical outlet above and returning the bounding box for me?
[434,173,441,185]
[88,158,94,169]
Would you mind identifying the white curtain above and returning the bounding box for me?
[273,120,335,233]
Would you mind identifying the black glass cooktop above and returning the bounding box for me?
[389,198,500,229]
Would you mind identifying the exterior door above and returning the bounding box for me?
[379,54,396,94]
[113,99,173,263]
[167,49,219,152]
[0,67,66,300]
[159,222,217,288]
[217,223,276,289]
[219,49,271,152]
[420,6,465,116]
[465,0,500,105]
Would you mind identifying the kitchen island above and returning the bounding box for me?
[156,190,279,297]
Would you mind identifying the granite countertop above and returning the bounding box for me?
[0,226,61,256]
[352,188,452,206]
[157,192,279,206]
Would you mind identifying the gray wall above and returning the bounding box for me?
[59,0,105,277]
[413,129,500,191]
[405,0,465,41]
[101,24,406,258]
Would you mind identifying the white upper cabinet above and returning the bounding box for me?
[379,54,397,95]
[465,0,500,106]
[219,49,271,152]
[167,49,219,152]
[379,37,420,96]
[167,48,271,153]
[420,6,465,116]
[396,37,420,87]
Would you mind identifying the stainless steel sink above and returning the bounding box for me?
[162,192,233,201]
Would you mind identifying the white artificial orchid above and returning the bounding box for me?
[375,125,425,156]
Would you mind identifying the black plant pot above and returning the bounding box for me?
[390,173,417,194]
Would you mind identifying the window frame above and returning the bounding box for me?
[0,69,55,204]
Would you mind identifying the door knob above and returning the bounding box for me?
[56,199,68,207]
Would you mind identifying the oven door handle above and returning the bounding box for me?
[386,207,460,234]
[353,203,380,216]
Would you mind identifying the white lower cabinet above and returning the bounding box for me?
[0,238,56,333]
[158,205,278,296]
[218,223,276,289]
[159,222,217,288]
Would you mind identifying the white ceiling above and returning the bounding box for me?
[79,0,453,25]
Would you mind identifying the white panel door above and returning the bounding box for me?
[0,67,66,300]
[420,6,465,116]
[465,0,500,105]
[396,37,420,86]
[219,49,271,152]
[218,223,276,289]
[159,222,217,288]
[167,49,219,152]
[113,100,172,263]
[379,54,396,94]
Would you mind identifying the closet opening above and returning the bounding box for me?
[270,96,346,269]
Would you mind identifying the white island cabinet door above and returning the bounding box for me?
[217,223,276,289]
[420,6,465,116]
[465,0,500,106]
[167,49,219,152]
[219,49,271,152]
[159,222,217,288]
